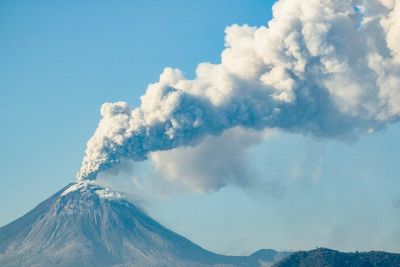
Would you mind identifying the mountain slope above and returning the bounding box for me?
[272,248,400,267]
[0,182,281,267]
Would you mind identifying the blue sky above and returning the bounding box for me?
[1,0,399,255]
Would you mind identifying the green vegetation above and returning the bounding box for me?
[273,248,400,267]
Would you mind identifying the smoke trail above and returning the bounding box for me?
[77,0,400,181]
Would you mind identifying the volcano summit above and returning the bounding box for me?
[0,183,285,267]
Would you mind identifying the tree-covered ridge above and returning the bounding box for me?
[273,248,400,267]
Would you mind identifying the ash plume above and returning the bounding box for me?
[77,0,400,182]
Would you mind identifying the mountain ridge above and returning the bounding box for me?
[2,182,400,266]
[0,182,285,267]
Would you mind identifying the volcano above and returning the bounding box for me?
[0,182,285,267]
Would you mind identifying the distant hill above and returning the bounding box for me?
[0,182,285,267]
[273,248,400,267]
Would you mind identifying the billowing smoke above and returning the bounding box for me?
[77,0,400,182]
[150,127,273,192]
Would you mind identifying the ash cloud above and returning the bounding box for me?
[77,0,400,184]
[150,127,273,193]
[394,197,400,210]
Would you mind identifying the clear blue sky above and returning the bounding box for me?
[1,0,399,255]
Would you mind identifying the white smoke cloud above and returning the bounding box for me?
[77,0,400,184]
[394,196,400,210]
[150,127,274,193]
